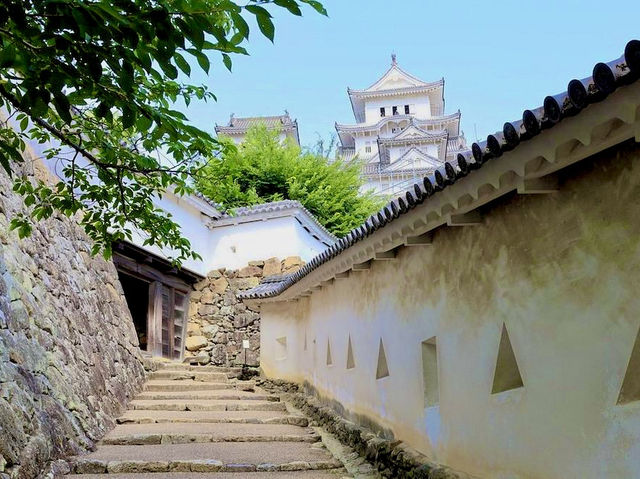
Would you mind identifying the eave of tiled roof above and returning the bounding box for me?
[239,40,640,302]
[348,79,444,98]
[335,112,460,133]
[215,114,298,134]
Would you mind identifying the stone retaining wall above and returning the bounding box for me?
[185,256,303,367]
[0,159,145,478]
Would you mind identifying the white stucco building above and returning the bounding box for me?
[207,200,336,270]
[336,55,468,195]
[126,194,334,275]
[215,112,300,145]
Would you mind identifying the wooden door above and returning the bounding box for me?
[172,291,187,360]
[160,285,174,358]
[154,286,188,360]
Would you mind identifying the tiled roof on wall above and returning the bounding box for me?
[239,39,640,301]
[215,113,298,133]
[209,200,337,246]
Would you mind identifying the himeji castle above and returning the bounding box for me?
[336,54,469,195]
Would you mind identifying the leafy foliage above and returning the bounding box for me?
[195,125,385,237]
[0,0,326,263]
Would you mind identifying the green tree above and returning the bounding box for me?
[0,0,326,264]
[195,125,385,237]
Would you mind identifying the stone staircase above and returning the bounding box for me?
[66,363,348,478]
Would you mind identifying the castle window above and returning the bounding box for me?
[404,105,410,114]
[365,146,372,153]
[392,106,398,115]
[380,107,386,117]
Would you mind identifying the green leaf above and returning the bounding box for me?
[300,0,328,15]
[245,5,273,18]
[254,13,275,42]
[10,218,32,239]
[189,49,210,73]
[222,53,232,72]
[161,62,178,80]
[136,114,153,131]
[53,94,72,124]
[0,44,16,68]
[274,0,302,16]
[174,52,191,76]
[0,152,11,176]
[0,141,24,166]
[122,105,136,129]
[230,12,250,40]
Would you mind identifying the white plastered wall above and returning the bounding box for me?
[207,216,329,270]
[258,140,640,479]
[363,93,431,124]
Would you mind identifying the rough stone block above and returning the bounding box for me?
[201,324,219,338]
[230,277,260,290]
[238,265,263,278]
[210,277,229,295]
[190,459,223,472]
[186,323,201,337]
[198,304,217,316]
[282,256,303,269]
[107,460,169,473]
[74,460,108,474]
[201,291,216,305]
[262,257,282,277]
[185,336,208,352]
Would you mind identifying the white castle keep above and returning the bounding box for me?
[336,55,469,195]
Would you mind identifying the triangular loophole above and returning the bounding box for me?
[376,338,389,379]
[346,335,355,369]
[326,338,333,366]
[491,324,523,394]
[618,323,640,405]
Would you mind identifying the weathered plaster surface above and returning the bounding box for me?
[0,158,145,477]
[260,140,640,478]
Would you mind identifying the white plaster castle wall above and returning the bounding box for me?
[127,195,330,274]
[258,141,640,479]
[208,216,329,271]
[363,93,431,124]
[353,135,378,159]
[129,192,214,276]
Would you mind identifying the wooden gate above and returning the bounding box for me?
[113,241,201,361]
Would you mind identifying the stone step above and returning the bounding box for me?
[116,410,308,426]
[144,381,243,392]
[147,371,229,382]
[100,423,319,445]
[129,399,287,412]
[72,471,348,478]
[156,364,243,373]
[135,390,277,402]
[70,443,343,474]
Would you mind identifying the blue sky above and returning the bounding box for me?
[182,0,640,149]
